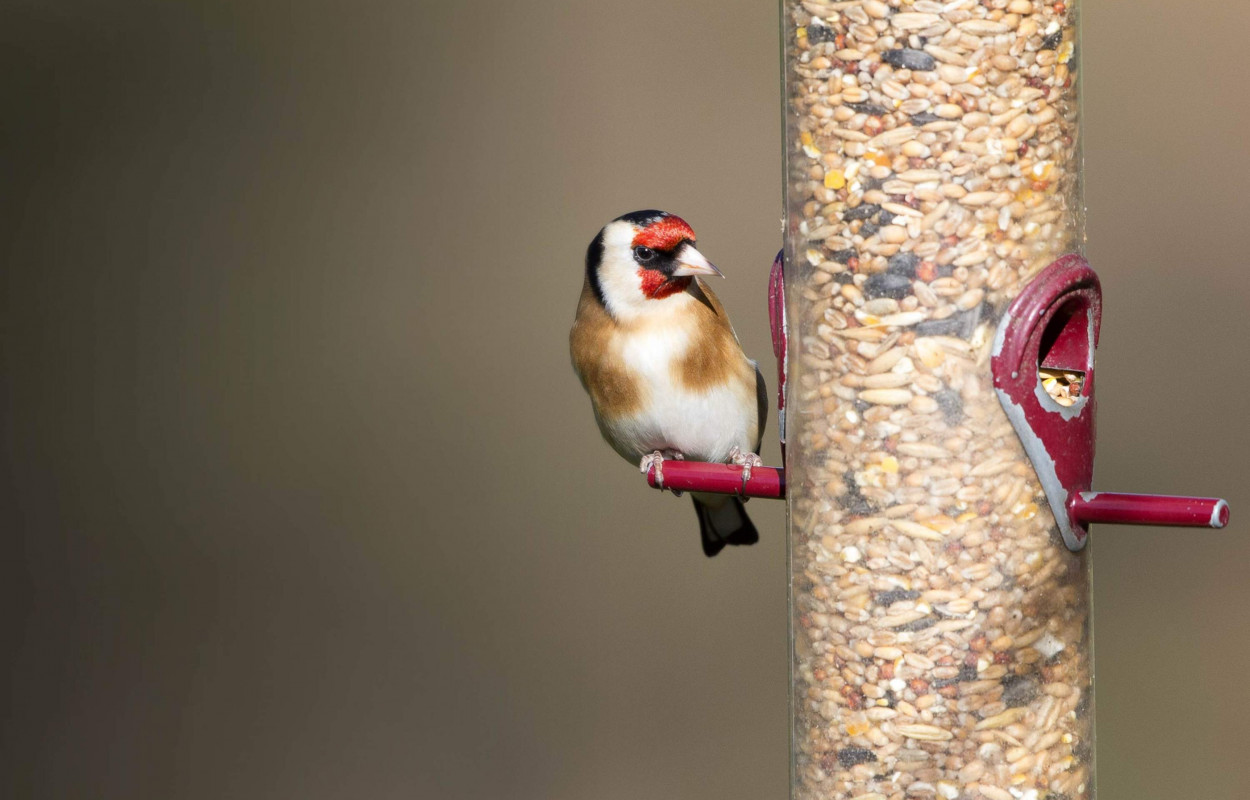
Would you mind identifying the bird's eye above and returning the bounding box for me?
[633,245,656,263]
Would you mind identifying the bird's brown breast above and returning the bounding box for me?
[569,281,645,420]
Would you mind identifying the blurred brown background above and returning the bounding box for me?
[3,1,1248,798]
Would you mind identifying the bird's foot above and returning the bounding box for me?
[728,446,764,495]
[640,450,685,495]
[640,451,666,489]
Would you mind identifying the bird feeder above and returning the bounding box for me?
[639,1,1229,798]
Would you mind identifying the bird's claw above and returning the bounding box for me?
[640,450,666,490]
[641,450,685,495]
[729,446,764,496]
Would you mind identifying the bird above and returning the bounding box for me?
[570,210,767,557]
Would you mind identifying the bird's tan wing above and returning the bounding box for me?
[672,279,757,395]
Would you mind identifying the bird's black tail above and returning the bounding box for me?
[692,493,759,557]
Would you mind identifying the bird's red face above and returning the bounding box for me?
[632,216,701,300]
[587,210,724,320]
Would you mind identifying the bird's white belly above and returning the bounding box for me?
[606,327,752,463]
[633,384,750,461]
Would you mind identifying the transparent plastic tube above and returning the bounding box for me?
[782,2,1092,798]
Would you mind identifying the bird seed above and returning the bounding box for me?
[786,1,1092,798]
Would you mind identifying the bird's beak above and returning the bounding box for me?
[672,243,725,278]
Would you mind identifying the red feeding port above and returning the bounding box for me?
[768,250,788,459]
[991,255,1230,549]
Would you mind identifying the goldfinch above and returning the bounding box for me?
[570,210,767,557]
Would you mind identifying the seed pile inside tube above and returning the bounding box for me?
[784,1,1093,799]
[1039,368,1083,406]
[1035,370,1085,405]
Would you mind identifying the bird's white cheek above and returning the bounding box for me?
[597,227,650,319]
[600,265,647,319]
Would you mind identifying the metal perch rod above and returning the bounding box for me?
[645,461,785,500]
[1070,492,1229,529]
